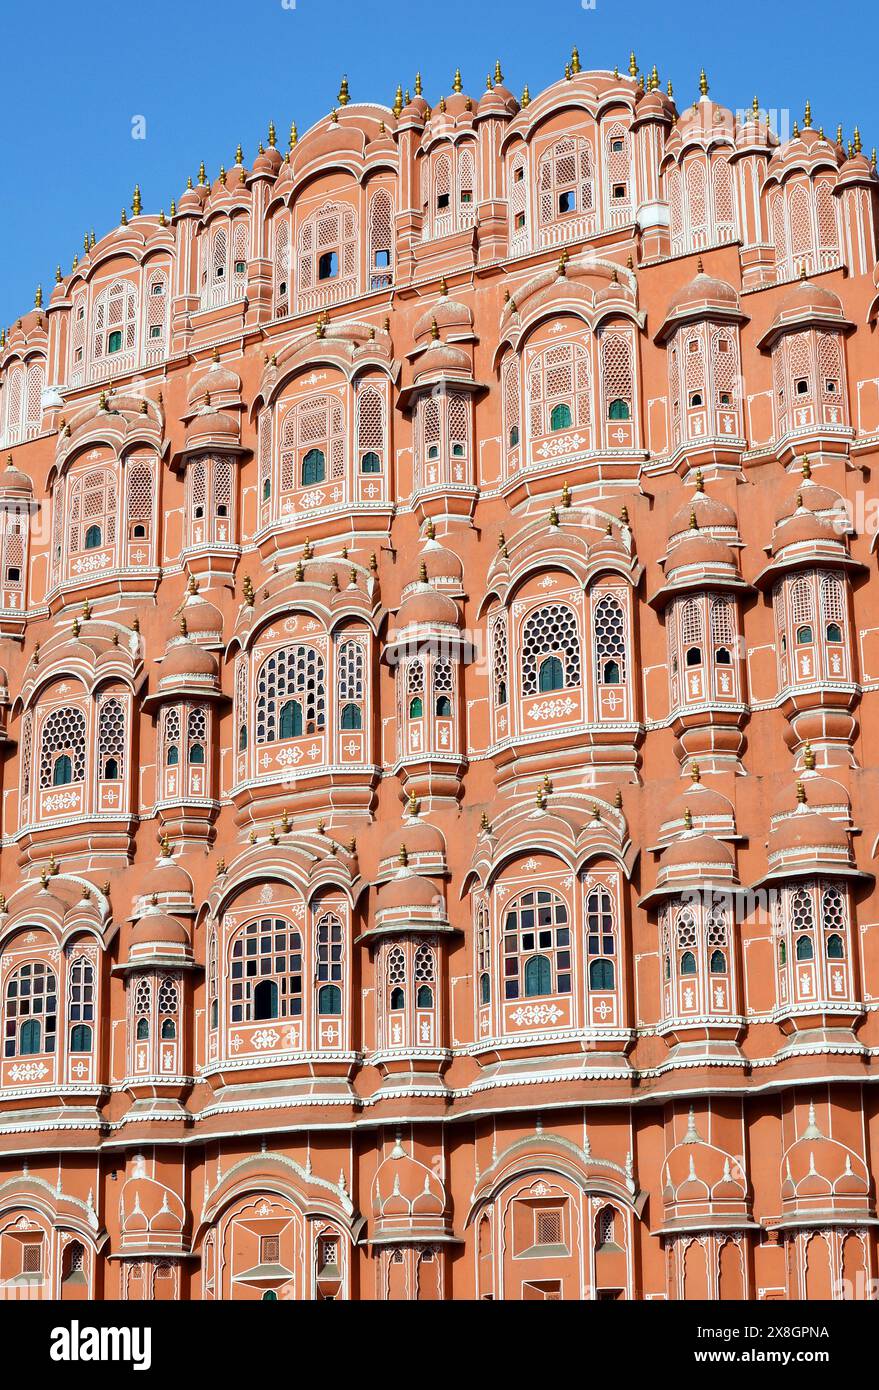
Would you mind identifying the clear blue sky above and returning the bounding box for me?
[1,0,876,328]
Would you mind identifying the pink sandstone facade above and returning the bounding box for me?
[0,53,878,1301]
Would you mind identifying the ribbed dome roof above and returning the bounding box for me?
[668,488,738,538]
[130,908,189,946]
[160,638,219,681]
[376,867,441,912]
[661,832,735,871]
[395,580,459,628]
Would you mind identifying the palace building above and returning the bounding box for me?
[1,50,879,1301]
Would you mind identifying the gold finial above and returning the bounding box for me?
[698,68,708,97]
[453,67,463,93]
[800,262,808,280]
[480,811,490,831]
[82,598,92,620]
[179,614,188,636]
[793,121,800,138]
[667,80,674,98]
[557,247,568,277]
[295,560,304,581]
[268,824,279,845]
[803,100,812,130]
[592,803,602,823]
[55,264,62,284]
[614,788,623,809]
[801,454,811,479]
[408,792,418,817]
[33,284,43,309]
[120,206,128,226]
[836,123,844,146]
[752,94,760,120]
[620,504,630,526]
[561,480,571,508]
[548,506,559,527]
[159,208,166,226]
[216,858,227,876]
[393,83,403,116]
[398,844,409,867]
[198,160,207,185]
[494,59,503,84]
[242,574,255,606]
[439,275,448,296]
[71,617,80,637]
[330,571,339,591]
[430,317,439,340]
[796,780,806,805]
[268,120,277,148]
[564,63,572,81]
[536,786,546,810]
[248,829,257,844]
[689,509,698,530]
[132,184,142,216]
[696,256,704,273]
[521,84,530,107]
[288,121,298,151]
[803,742,816,771]
[690,760,701,782]
[337,74,350,106]
[650,64,659,91]
[854,126,863,155]
[370,551,378,573]
[683,807,694,831]
[419,559,428,583]
[628,51,638,79]
[40,870,49,889]
[414,71,423,96]
[315,315,325,339]
[234,142,243,165]
[571,46,581,75]
[694,468,704,492]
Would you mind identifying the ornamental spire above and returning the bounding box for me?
[452,67,463,93]
[699,68,709,97]
[338,74,350,106]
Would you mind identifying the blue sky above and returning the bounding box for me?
[1,0,876,327]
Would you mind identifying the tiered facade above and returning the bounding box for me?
[1,53,879,1300]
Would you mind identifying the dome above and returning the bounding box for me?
[395,580,459,629]
[772,768,851,821]
[414,291,473,343]
[180,584,224,643]
[380,808,446,868]
[769,807,850,855]
[666,533,738,572]
[376,866,441,912]
[658,269,741,339]
[660,778,737,837]
[160,639,218,682]
[0,454,34,501]
[760,277,850,346]
[139,857,194,903]
[770,509,845,557]
[668,488,738,539]
[130,907,190,947]
[413,339,472,382]
[183,406,239,450]
[774,473,845,525]
[661,831,735,873]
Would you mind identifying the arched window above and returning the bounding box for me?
[796,935,814,961]
[589,958,615,989]
[98,698,125,782]
[361,451,381,474]
[85,525,102,549]
[255,646,326,743]
[538,655,564,692]
[66,467,118,565]
[387,946,406,1014]
[537,136,594,227]
[230,918,302,1024]
[502,889,571,1001]
[68,956,95,1050]
[297,202,357,308]
[409,696,423,719]
[316,911,343,1016]
[39,706,87,789]
[136,1016,149,1040]
[527,340,592,441]
[680,950,697,975]
[4,961,57,1058]
[550,403,572,432]
[594,593,627,685]
[608,399,630,420]
[414,942,436,1010]
[70,1023,92,1052]
[522,604,581,696]
[586,885,616,993]
[341,702,362,729]
[709,949,727,974]
[279,394,345,498]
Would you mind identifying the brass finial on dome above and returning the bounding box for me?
[801,454,812,479]
[439,275,448,296]
[548,505,559,527]
[267,120,277,148]
[592,803,602,823]
[683,806,694,831]
[98,390,108,411]
[338,73,350,106]
[71,616,80,637]
[854,126,863,155]
[628,50,638,79]
[120,206,128,226]
[414,71,423,97]
[521,83,530,106]
[132,184,142,216]
[452,67,463,93]
[481,811,491,831]
[295,560,304,582]
[425,518,436,540]
[497,530,507,557]
[557,246,569,277]
[561,480,572,508]
[393,83,403,116]
[796,780,807,805]
[131,616,140,633]
[242,574,255,606]
[370,551,378,573]
[620,504,630,527]
[803,742,816,771]
[159,833,172,859]
[571,46,582,75]
[40,870,49,890]
[55,264,62,284]
[803,99,813,130]
[614,788,624,809]
[419,559,428,583]
[248,829,257,845]
[430,317,439,340]
[215,857,227,877]
[650,64,659,91]
[198,160,207,186]
[694,467,704,492]
[179,614,188,636]
[667,79,674,98]
[752,94,760,120]
[690,760,701,782]
[535,786,546,810]
[689,508,698,530]
[565,63,572,81]
[82,597,92,621]
[268,824,279,845]
[330,571,339,591]
[793,120,800,138]
[696,256,704,274]
[398,844,409,867]
[408,791,419,817]
[795,491,803,510]
[34,284,43,309]
[494,58,503,85]
[698,68,709,97]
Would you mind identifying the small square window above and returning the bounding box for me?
[374,249,390,267]
[825,379,838,393]
[150,282,163,296]
[461,189,473,204]
[515,212,526,230]
[514,166,524,182]
[437,192,450,210]
[149,325,161,338]
[795,378,809,395]
[234,260,246,274]
[215,264,225,279]
[558,190,576,215]
[612,183,626,200]
[611,138,624,153]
